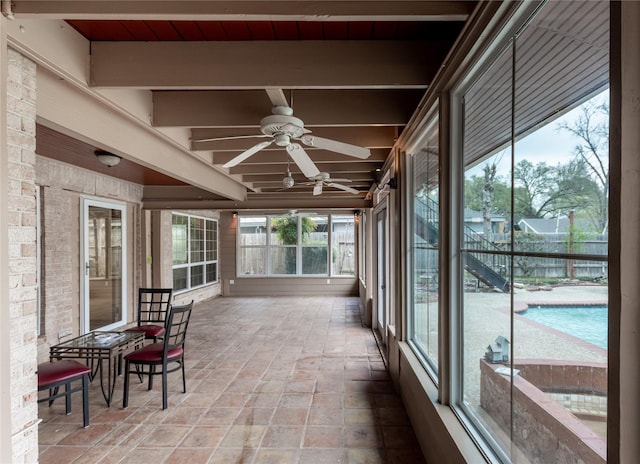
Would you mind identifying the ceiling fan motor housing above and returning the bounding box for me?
[260,113,306,138]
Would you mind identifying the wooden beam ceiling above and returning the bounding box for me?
[7,1,472,210]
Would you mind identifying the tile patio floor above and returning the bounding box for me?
[38,296,427,464]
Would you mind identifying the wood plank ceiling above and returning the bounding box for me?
[22,1,475,210]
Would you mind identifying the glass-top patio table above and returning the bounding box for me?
[49,331,144,407]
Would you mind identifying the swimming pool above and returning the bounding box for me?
[522,305,607,349]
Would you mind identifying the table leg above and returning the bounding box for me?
[97,356,116,407]
[88,358,100,382]
[107,355,119,406]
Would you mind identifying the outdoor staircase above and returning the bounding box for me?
[463,250,510,293]
[415,197,510,293]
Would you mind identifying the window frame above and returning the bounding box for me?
[236,213,356,278]
[407,108,441,378]
[172,212,219,292]
[448,1,610,462]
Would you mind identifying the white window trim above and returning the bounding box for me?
[172,213,219,293]
[236,213,356,278]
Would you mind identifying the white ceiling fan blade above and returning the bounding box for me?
[286,143,320,178]
[327,182,360,194]
[298,134,371,159]
[192,134,270,143]
[222,140,273,168]
[313,182,323,196]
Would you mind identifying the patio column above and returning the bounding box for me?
[610,1,640,462]
[1,41,39,461]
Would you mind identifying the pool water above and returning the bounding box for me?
[522,305,607,349]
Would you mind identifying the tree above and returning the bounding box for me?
[465,173,511,216]
[557,99,609,232]
[272,216,317,245]
[482,163,496,239]
[513,160,555,219]
[512,231,545,278]
[271,216,318,274]
[513,159,596,220]
[552,158,601,215]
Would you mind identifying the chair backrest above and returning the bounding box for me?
[163,301,194,355]
[137,288,173,325]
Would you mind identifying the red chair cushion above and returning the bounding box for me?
[38,360,91,388]
[125,324,165,339]
[124,343,183,363]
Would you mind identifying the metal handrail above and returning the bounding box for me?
[416,196,509,291]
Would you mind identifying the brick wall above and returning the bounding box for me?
[7,48,39,464]
[35,156,144,360]
[479,359,606,463]
[37,185,73,360]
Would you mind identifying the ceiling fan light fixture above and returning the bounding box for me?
[94,150,121,167]
[282,171,295,189]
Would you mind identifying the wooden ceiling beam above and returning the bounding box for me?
[142,185,229,200]
[142,196,371,211]
[253,181,371,190]
[154,89,423,127]
[241,173,375,183]
[211,148,389,165]
[230,161,381,175]
[90,40,443,88]
[12,1,475,21]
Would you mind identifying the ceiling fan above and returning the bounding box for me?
[303,172,360,196]
[193,105,371,178]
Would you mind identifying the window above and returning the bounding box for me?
[270,215,299,274]
[172,213,218,291]
[409,112,440,372]
[303,215,328,275]
[238,216,266,275]
[331,215,355,276]
[238,213,355,277]
[359,211,367,282]
[455,1,609,462]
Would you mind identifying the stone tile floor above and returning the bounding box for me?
[38,296,426,463]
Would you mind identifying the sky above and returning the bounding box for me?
[467,89,609,179]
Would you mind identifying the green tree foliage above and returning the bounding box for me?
[271,216,317,245]
[513,159,596,220]
[465,156,604,227]
[271,216,319,274]
[482,163,497,239]
[465,174,511,217]
[464,95,609,236]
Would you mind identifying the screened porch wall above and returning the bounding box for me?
[219,212,358,297]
